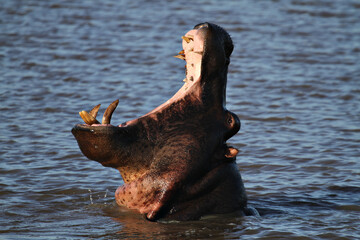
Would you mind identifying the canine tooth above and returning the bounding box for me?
[181,36,193,43]
[102,99,119,124]
[174,55,185,60]
[89,104,101,118]
[79,110,100,125]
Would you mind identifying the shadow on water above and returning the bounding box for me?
[100,204,251,239]
[93,193,345,240]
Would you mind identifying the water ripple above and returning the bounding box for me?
[1,0,360,239]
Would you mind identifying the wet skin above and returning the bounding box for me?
[72,22,247,221]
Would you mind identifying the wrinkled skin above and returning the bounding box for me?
[72,22,247,221]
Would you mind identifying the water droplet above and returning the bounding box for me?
[88,189,93,204]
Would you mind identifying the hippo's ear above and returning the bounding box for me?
[225,147,239,159]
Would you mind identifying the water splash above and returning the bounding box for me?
[88,189,93,205]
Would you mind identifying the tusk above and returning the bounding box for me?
[89,104,101,118]
[79,110,100,125]
[102,99,119,124]
[181,35,193,43]
[174,55,185,60]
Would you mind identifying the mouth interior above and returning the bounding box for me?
[77,28,205,127]
[181,29,204,88]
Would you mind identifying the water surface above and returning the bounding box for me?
[1,0,359,239]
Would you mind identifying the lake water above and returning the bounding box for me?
[1,0,359,239]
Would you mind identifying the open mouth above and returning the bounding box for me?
[77,25,208,127]
[175,28,204,87]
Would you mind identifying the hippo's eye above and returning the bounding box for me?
[227,117,233,125]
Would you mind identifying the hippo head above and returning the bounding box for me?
[72,22,247,221]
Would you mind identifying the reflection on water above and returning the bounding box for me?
[1,0,359,239]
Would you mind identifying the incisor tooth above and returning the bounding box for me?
[79,110,100,125]
[89,104,101,118]
[181,35,193,43]
[174,55,185,60]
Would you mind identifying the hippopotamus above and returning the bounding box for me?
[72,22,247,221]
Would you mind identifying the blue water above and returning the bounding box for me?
[1,0,359,239]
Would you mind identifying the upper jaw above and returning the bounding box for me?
[75,23,231,128]
[76,27,208,128]
[173,27,205,90]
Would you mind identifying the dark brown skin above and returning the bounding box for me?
[72,22,247,221]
